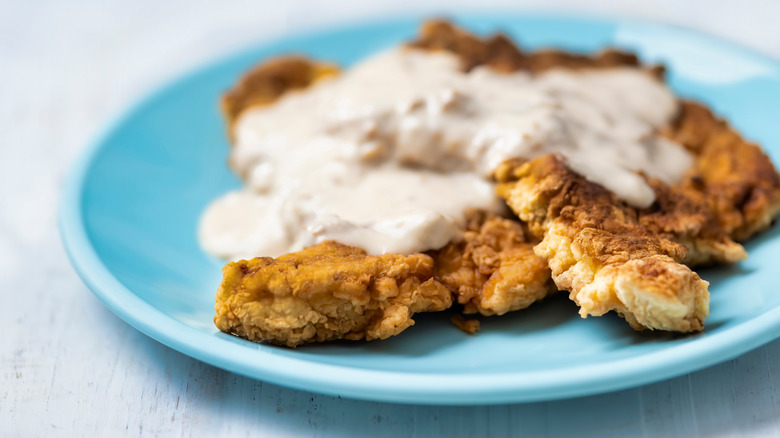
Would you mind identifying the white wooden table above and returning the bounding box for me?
[4,1,780,436]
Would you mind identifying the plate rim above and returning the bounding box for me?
[60,12,780,405]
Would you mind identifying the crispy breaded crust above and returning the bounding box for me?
[221,56,338,136]
[667,101,780,242]
[450,314,481,334]
[431,210,554,316]
[639,179,747,266]
[408,19,657,75]
[496,155,710,332]
[214,241,452,347]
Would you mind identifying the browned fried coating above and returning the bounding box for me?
[214,241,452,347]
[666,101,780,241]
[496,155,710,332]
[431,210,554,316]
[450,314,481,334]
[408,19,661,76]
[638,179,747,266]
[221,56,338,135]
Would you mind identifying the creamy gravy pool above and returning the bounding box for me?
[199,47,691,259]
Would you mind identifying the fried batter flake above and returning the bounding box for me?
[432,211,555,316]
[450,314,481,334]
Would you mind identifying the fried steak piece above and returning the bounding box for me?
[495,156,711,332]
[214,241,452,347]
[214,20,780,343]
[215,22,661,331]
[431,210,554,316]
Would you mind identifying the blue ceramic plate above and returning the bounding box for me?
[60,14,780,405]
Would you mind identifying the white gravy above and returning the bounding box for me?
[199,47,691,259]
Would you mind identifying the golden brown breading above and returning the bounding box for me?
[450,314,481,334]
[408,19,661,76]
[214,241,452,347]
[496,155,710,332]
[666,101,780,242]
[637,179,747,266]
[221,56,338,136]
[431,210,555,316]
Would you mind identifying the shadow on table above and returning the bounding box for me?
[88,295,780,438]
